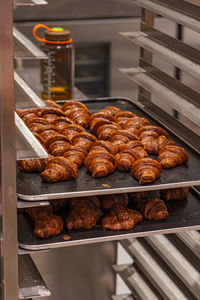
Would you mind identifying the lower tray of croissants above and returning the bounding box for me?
[19,187,189,240]
[17,100,189,185]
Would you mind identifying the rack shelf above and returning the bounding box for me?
[14,27,47,60]
[14,0,47,6]
[17,200,50,209]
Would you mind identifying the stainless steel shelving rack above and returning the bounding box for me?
[0,0,200,299]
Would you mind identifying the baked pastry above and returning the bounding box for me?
[18,157,51,173]
[99,193,129,211]
[61,124,85,143]
[49,198,69,212]
[118,140,144,152]
[131,157,162,184]
[85,150,115,178]
[90,118,114,135]
[37,125,59,143]
[141,135,176,155]
[52,117,74,132]
[158,145,189,168]
[160,187,189,201]
[38,107,66,122]
[102,205,143,230]
[110,130,139,152]
[27,117,50,133]
[124,117,150,131]
[66,196,102,230]
[97,123,121,141]
[128,191,148,202]
[63,146,88,168]
[137,198,169,220]
[90,140,118,155]
[44,99,62,110]
[41,157,78,182]
[138,125,168,139]
[71,132,97,152]
[25,206,54,220]
[89,111,115,125]
[62,100,88,112]
[63,101,91,128]
[17,109,38,124]
[100,106,121,117]
[45,134,70,156]
[115,147,148,171]
[114,111,136,128]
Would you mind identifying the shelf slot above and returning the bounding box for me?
[121,28,200,80]
[14,0,47,6]
[144,235,200,299]
[18,254,50,299]
[175,231,200,260]
[14,27,47,60]
[14,71,45,109]
[17,200,50,209]
[130,0,200,33]
[15,112,49,160]
[113,264,159,300]
[119,64,200,127]
[112,295,135,300]
[120,239,188,300]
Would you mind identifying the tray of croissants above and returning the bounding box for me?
[18,187,200,250]
[16,97,200,201]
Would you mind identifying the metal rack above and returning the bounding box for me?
[0,0,200,299]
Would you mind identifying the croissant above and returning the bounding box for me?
[131,157,162,184]
[124,117,150,130]
[115,147,148,171]
[114,111,137,128]
[99,193,129,211]
[61,124,85,143]
[17,109,38,124]
[65,107,91,128]
[118,140,145,152]
[102,205,143,230]
[52,117,74,132]
[85,150,115,178]
[137,198,169,220]
[33,132,45,146]
[128,191,148,201]
[66,196,102,230]
[97,123,121,141]
[89,112,115,125]
[100,106,121,117]
[110,130,139,151]
[63,146,88,167]
[46,137,70,156]
[41,156,78,182]
[158,145,189,168]
[25,205,54,221]
[160,187,189,201]
[63,100,88,112]
[89,118,113,134]
[37,125,59,143]
[18,157,51,172]
[90,140,118,155]
[27,117,50,133]
[38,107,66,122]
[71,132,97,152]
[138,125,168,139]
[44,100,62,110]
[141,135,176,155]
[34,214,64,239]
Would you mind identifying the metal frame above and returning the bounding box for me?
[0,0,18,299]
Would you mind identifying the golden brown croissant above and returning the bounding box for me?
[37,125,59,143]
[97,123,121,141]
[110,130,139,152]
[25,205,53,221]
[18,157,51,172]
[118,140,145,152]
[63,146,88,167]
[102,205,143,230]
[33,132,45,146]
[44,99,62,110]
[160,187,189,201]
[45,134,70,154]
[64,107,91,128]
[27,117,50,133]
[137,198,169,220]
[38,107,66,122]
[114,111,137,128]
[90,140,118,155]
[124,117,150,130]
[52,116,74,132]
[115,147,148,171]
[71,132,97,152]
[61,124,85,143]
[85,150,116,178]
[62,100,88,112]
[131,157,162,184]
[141,135,176,155]
[128,191,148,202]
[100,106,121,117]
[138,125,168,139]
[66,196,102,230]
[89,111,115,124]
[99,193,129,211]
[41,156,78,182]
[34,214,64,239]
[158,145,189,168]
[90,118,114,134]
[17,109,38,124]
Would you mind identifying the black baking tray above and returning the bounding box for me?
[17,97,200,201]
[18,190,200,250]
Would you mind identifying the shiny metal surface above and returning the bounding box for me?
[120,67,200,126]
[18,254,51,299]
[14,0,47,6]
[112,295,135,300]
[131,0,200,33]
[17,200,50,209]
[0,0,18,299]
[14,27,47,59]
[15,112,49,160]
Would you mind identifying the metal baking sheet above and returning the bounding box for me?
[18,191,200,250]
[17,97,200,201]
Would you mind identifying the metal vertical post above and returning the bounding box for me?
[0,0,18,299]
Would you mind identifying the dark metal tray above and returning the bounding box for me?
[17,98,200,201]
[18,191,200,250]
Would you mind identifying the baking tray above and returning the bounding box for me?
[18,191,200,250]
[17,97,200,201]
